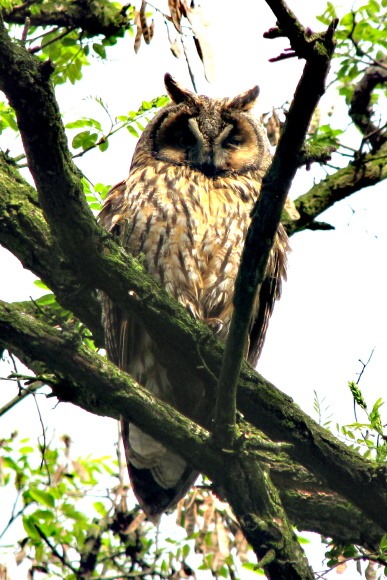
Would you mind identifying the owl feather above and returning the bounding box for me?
[99,74,289,519]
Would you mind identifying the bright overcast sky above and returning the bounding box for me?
[0,1,386,577]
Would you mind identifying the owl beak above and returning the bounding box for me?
[200,157,217,177]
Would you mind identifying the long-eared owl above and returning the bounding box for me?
[99,74,289,519]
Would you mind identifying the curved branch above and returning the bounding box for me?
[4,0,133,38]
[0,299,315,580]
[349,61,387,151]
[2,326,383,548]
[285,144,387,235]
[214,8,338,448]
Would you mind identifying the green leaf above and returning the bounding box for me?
[34,279,50,290]
[72,130,98,150]
[66,118,101,130]
[3,456,19,470]
[36,293,56,306]
[182,543,190,559]
[18,446,34,454]
[61,503,87,522]
[93,43,106,59]
[127,124,139,138]
[348,381,367,410]
[28,488,55,508]
[93,501,108,516]
[33,509,54,522]
[242,562,265,574]
[23,516,41,541]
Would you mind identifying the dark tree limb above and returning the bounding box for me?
[213,4,338,450]
[349,60,387,151]
[285,143,387,235]
[4,0,133,38]
[1,340,383,549]
[0,153,104,345]
[0,299,315,580]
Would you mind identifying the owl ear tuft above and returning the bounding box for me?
[164,73,197,106]
[228,86,260,111]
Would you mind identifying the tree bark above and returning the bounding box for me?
[3,0,134,38]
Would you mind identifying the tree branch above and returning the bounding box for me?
[4,0,134,38]
[0,299,315,580]
[285,144,387,235]
[213,5,338,449]
[349,60,387,151]
[0,153,104,345]
[2,343,383,549]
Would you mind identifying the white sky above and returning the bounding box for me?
[0,1,386,577]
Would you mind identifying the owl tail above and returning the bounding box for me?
[121,419,199,520]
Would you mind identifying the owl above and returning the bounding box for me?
[99,74,289,519]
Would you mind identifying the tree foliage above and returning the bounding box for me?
[0,0,386,578]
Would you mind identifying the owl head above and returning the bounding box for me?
[137,74,271,178]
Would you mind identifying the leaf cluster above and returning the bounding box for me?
[65,95,169,161]
[318,0,387,104]
[338,381,387,463]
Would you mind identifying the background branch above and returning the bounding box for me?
[4,0,133,38]
[285,144,387,235]
[349,60,387,151]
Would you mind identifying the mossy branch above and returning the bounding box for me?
[0,299,315,579]
[285,144,387,235]
[3,0,133,38]
[212,2,337,453]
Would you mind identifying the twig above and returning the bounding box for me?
[353,347,375,421]
[34,524,78,573]
[356,348,375,385]
[8,352,23,395]
[29,27,76,54]
[8,0,39,16]
[0,381,42,417]
[0,501,25,542]
[180,34,198,93]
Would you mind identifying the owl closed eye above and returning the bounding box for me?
[150,74,269,177]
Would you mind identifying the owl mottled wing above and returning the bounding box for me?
[247,224,289,366]
[100,182,202,519]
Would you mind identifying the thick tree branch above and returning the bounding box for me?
[213,6,337,449]
[349,61,387,151]
[4,0,133,38]
[2,342,383,548]
[285,144,387,235]
[0,153,104,345]
[0,300,315,580]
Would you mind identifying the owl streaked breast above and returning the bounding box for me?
[99,74,289,519]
